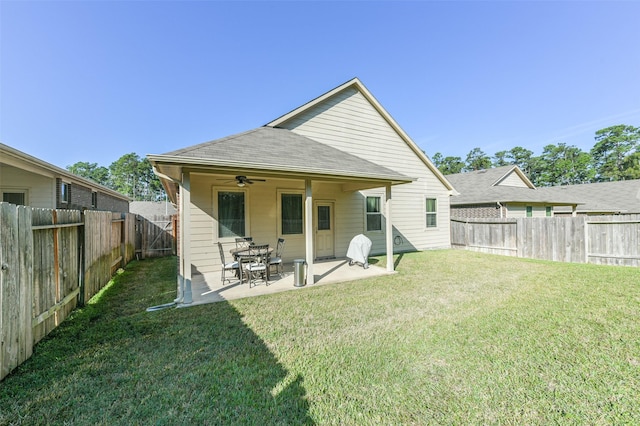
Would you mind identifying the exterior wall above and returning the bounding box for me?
[506,204,551,218]
[496,171,529,188]
[0,164,55,208]
[55,178,129,213]
[277,87,452,251]
[451,204,501,219]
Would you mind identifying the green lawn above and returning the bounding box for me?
[1,251,639,425]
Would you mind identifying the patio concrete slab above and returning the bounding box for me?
[183,258,392,306]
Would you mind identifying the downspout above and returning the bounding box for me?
[496,201,504,218]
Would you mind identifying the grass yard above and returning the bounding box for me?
[1,250,639,425]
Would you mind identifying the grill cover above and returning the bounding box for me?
[346,234,372,267]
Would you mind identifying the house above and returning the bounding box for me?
[445,165,581,218]
[148,78,456,303]
[0,143,130,213]
[538,179,640,216]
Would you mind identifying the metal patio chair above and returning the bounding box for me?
[217,242,239,284]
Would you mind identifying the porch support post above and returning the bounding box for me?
[385,183,394,272]
[175,183,184,303]
[181,172,193,304]
[305,179,315,285]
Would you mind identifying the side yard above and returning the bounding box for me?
[0,250,638,424]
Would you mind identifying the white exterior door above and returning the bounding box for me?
[314,202,335,259]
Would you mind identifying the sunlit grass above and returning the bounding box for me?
[1,252,638,425]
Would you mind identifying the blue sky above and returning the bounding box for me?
[2,1,639,169]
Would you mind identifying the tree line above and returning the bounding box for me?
[432,124,640,187]
[67,153,165,201]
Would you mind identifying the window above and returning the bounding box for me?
[546,206,552,217]
[92,192,98,208]
[366,196,382,231]
[218,191,246,238]
[281,193,303,235]
[3,192,26,205]
[526,206,533,217]
[426,198,437,228]
[60,182,69,203]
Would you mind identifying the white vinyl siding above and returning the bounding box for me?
[279,87,452,251]
[0,164,55,208]
[506,204,550,218]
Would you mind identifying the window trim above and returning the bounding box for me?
[365,195,383,233]
[60,182,70,204]
[426,197,438,229]
[91,192,98,208]
[2,189,28,206]
[277,189,305,237]
[213,187,250,241]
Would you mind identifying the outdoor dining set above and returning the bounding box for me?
[217,237,285,288]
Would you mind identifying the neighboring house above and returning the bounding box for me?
[0,143,130,213]
[445,165,581,218]
[538,179,640,216]
[148,77,456,299]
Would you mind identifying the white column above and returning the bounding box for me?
[386,184,394,272]
[175,185,185,303]
[181,172,192,304]
[305,179,315,285]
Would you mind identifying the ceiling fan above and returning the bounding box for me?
[217,175,266,187]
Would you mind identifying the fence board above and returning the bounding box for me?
[0,204,33,379]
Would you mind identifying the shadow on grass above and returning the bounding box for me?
[0,257,314,425]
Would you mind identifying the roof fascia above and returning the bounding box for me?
[147,154,415,185]
[266,78,457,194]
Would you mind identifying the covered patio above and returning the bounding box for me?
[188,257,392,305]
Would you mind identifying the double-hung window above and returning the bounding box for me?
[281,193,303,235]
[217,190,246,238]
[366,196,382,232]
[426,198,437,228]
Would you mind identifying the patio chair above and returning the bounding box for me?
[269,238,285,277]
[217,242,239,284]
[239,244,269,288]
[235,236,253,250]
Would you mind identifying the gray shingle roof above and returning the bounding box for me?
[445,166,582,205]
[159,126,412,182]
[538,179,640,213]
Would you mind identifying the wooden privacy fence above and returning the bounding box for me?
[135,214,176,259]
[451,215,640,266]
[0,203,139,381]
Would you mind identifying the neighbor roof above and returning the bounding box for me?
[446,166,582,206]
[150,126,414,184]
[538,179,640,214]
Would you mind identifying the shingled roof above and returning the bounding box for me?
[155,126,412,183]
[445,166,582,206]
[538,179,640,214]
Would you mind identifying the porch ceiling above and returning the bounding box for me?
[148,126,414,201]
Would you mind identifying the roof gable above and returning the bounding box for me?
[267,78,455,192]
